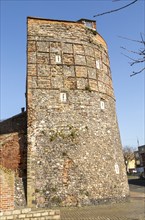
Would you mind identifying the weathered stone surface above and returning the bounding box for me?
[51,65,63,76]
[88,67,97,79]
[38,77,51,89]
[73,44,84,55]
[50,42,61,53]
[63,53,74,65]
[75,55,86,65]
[51,76,63,89]
[28,52,36,64]
[84,46,95,56]
[62,43,73,54]
[37,64,51,77]
[15,175,27,207]
[37,52,49,64]
[64,77,76,89]
[76,66,87,78]
[89,79,98,91]
[26,17,129,208]
[27,76,38,88]
[28,41,36,52]
[37,42,49,52]
[77,78,88,90]
[63,66,75,77]
[86,56,96,68]
[28,64,37,76]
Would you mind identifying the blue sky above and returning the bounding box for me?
[0,0,144,148]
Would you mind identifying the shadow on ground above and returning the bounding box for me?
[128,178,145,187]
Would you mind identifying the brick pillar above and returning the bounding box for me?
[0,166,15,211]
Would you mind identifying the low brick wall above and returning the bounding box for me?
[0,132,27,211]
[0,113,27,211]
[0,208,60,220]
[0,167,15,211]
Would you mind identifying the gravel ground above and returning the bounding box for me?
[60,178,145,220]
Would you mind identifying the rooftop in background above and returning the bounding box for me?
[138,145,145,153]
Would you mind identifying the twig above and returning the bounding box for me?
[121,52,138,62]
[94,0,138,17]
[130,67,145,77]
[120,33,145,76]
[118,35,143,44]
[121,46,141,55]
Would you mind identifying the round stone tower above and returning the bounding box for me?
[27,17,129,207]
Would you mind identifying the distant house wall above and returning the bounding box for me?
[134,146,145,172]
[127,159,135,172]
[138,146,145,167]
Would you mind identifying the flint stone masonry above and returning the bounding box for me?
[27,17,129,208]
[0,17,129,212]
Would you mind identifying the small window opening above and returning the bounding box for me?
[56,55,61,64]
[100,100,105,110]
[60,92,67,103]
[96,60,100,69]
[115,163,119,174]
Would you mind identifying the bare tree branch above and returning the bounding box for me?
[140,33,145,45]
[120,33,145,76]
[121,46,141,55]
[130,68,145,77]
[93,1,144,76]
[118,35,143,44]
[121,52,144,65]
[94,0,138,17]
[123,146,135,172]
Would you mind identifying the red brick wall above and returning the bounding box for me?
[0,112,27,211]
[0,134,20,171]
[0,167,15,211]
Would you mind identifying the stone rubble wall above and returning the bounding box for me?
[26,17,129,207]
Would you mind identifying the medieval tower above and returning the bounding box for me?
[27,17,129,208]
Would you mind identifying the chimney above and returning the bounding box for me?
[77,18,96,30]
[21,107,25,113]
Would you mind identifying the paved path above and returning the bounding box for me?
[60,178,145,220]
